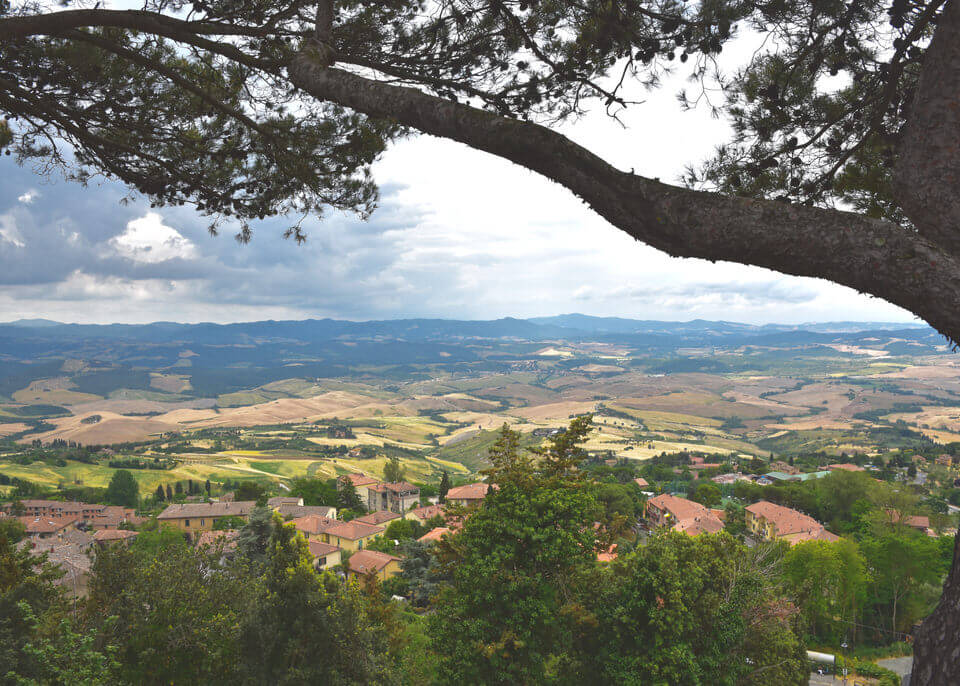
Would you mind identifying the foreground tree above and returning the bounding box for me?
[429,419,809,684]
[588,534,808,685]
[238,513,393,684]
[3,0,960,678]
[0,529,65,683]
[84,542,250,684]
[430,419,603,683]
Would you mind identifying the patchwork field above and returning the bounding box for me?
[1,320,958,494]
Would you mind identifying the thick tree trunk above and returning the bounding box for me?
[912,534,960,686]
[895,0,960,255]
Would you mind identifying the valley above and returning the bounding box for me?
[0,315,955,495]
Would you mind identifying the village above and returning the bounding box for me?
[3,473,496,593]
[7,447,954,604]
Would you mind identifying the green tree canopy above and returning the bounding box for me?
[234,481,268,504]
[290,477,338,507]
[430,418,603,683]
[588,533,808,686]
[0,529,65,683]
[689,481,722,509]
[383,457,405,484]
[238,513,392,684]
[104,469,139,507]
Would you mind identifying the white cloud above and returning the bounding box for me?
[17,190,38,204]
[0,213,25,248]
[110,212,198,263]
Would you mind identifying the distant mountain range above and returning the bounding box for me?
[0,313,931,342]
[0,314,943,404]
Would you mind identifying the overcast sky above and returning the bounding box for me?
[0,41,921,326]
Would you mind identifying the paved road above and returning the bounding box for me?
[878,655,913,677]
[809,674,884,685]
[809,656,911,686]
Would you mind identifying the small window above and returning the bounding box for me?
[200,519,205,526]
[185,519,190,526]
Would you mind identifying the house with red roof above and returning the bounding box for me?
[406,503,445,525]
[307,540,341,570]
[644,494,724,537]
[445,482,492,507]
[353,510,402,526]
[319,520,385,552]
[92,529,139,546]
[337,473,379,506]
[418,526,452,544]
[367,481,420,513]
[745,501,839,545]
[347,549,403,581]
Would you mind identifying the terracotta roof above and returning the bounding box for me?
[276,504,336,519]
[340,473,379,487]
[782,528,841,545]
[409,503,445,521]
[886,510,931,530]
[267,497,303,507]
[18,515,79,534]
[195,529,239,549]
[93,529,139,542]
[647,494,724,536]
[347,549,401,575]
[323,520,384,540]
[307,540,340,558]
[634,477,649,488]
[157,502,256,519]
[353,510,401,526]
[15,500,100,513]
[446,482,491,501]
[673,516,725,536]
[828,463,865,472]
[418,526,452,543]
[290,514,337,535]
[368,481,419,494]
[746,501,830,537]
[647,494,712,521]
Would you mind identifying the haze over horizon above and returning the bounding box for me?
[0,313,929,330]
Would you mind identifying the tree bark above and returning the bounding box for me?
[912,534,960,686]
[895,0,960,255]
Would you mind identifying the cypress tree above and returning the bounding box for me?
[439,470,451,504]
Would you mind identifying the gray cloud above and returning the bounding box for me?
[0,139,916,325]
